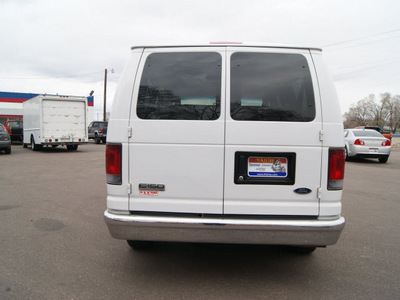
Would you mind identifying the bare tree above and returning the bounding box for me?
[382,94,400,133]
[371,93,390,128]
[343,93,400,132]
[343,95,375,128]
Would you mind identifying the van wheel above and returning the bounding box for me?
[95,134,101,144]
[5,147,11,154]
[379,156,388,163]
[23,143,28,148]
[127,240,153,250]
[288,246,317,254]
[67,145,78,151]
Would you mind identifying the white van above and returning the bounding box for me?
[104,43,345,253]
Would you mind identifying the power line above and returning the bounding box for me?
[0,70,104,80]
[323,28,400,47]
[333,59,400,78]
[333,56,400,73]
[324,35,400,53]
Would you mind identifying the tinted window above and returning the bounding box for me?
[137,52,222,120]
[353,130,383,138]
[230,52,315,121]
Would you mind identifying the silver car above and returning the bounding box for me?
[344,129,391,163]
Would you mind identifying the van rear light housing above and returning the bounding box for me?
[328,148,345,190]
[106,143,122,185]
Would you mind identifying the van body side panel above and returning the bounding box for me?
[128,48,226,214]
[106,49,144,212]
[224,48,323,216]
[311,52,344,217]
[310,52,344,147]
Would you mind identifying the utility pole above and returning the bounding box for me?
[103,69,107,122]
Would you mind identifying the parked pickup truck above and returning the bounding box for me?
[356,126,392,141]
[88,121,107,144]
[5,119,23,142]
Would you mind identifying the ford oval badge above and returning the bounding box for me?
[294,188,312,195]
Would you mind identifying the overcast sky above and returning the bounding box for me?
[1,0,400,119]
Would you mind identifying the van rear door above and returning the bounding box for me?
[224,48,323,216]
[128,48,225,214]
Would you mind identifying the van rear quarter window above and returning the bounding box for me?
[230,52,315,122]
[137,52,222,120]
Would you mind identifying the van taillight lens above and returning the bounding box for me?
[328,148,345,190]
[106,144,122,185]
[354,139,365,145]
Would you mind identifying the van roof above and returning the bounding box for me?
[131,43,322,52]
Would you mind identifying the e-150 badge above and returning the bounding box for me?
[248,157,288,178]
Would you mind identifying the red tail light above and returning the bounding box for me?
[106,144,122,185]
[328,148,345,190]
[100,127,103,133]
[382,139,391,146]
[354,139,365,145]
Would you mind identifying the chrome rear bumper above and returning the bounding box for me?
[104,211,345,246]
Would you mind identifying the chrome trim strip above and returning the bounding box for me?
[104,211,345,246]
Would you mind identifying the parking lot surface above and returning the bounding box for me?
[1,143,400,299]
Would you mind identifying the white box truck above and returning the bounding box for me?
[23,95,88,151]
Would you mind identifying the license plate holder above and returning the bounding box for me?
[369,148,378,153]
[248,157,288,178]
[235,152,296,185]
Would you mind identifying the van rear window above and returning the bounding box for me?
[230,53,315,122]
[137,52,221,120]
